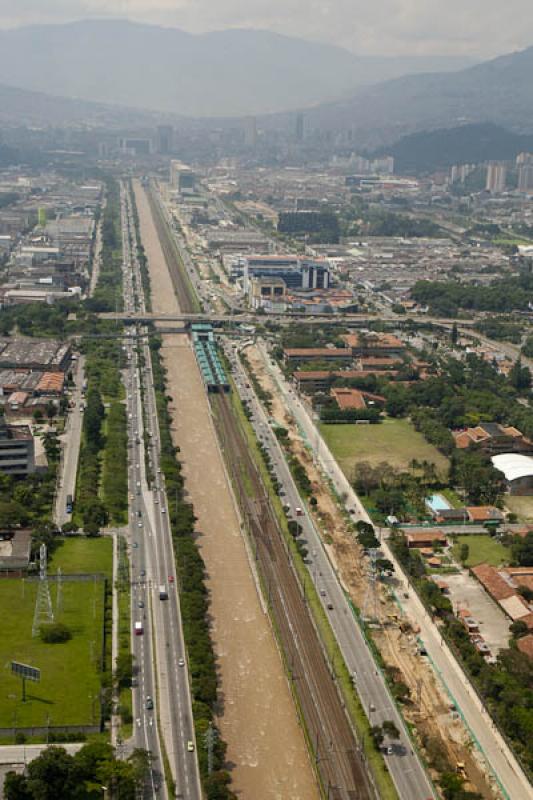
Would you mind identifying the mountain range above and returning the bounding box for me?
[296,45,533,145]
[0,19,474,117]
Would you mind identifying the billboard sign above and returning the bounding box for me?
[11,661,41,683]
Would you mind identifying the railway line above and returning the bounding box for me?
[213,392,374,800]
[145,184,197,314]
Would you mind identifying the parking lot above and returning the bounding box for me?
[442,571,511,654]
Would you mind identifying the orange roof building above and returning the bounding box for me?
[517,633,533,660]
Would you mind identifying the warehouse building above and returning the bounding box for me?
[492,453,533,495]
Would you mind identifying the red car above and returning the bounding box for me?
[168,575,174,583]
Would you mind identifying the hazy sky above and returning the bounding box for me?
[0,0,531,58]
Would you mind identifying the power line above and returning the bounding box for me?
[32,544,54,638]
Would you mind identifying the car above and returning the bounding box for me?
[138,600,145,608]
[145,696,154,710]
[154,497,159,504]
[178,657,185,667]
[133,542,139,549]
[140,570,146,577]
[320,589,326,597]
[187,740,194,752]
[386,746,394,756]
[138,521,143,528]
[168,575,174,583]
[327,603,334,610]
[161,507,166,513]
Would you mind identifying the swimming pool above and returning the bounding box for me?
[426,493,453,513]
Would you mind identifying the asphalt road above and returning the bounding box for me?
[226,341,436,800]
[55,354,85,528]
[256,340,532,800]
[121,182,166,797]
[123,181,202,800]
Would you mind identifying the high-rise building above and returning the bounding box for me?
[486,162,507,194]
[516,152,533,166]
[243,117,258,148]
[295,112,304,142]
[157,125,173,155]
[518,165,533,193]
[170,160,195,194]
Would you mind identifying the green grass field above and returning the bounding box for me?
[320,418,449,479]
[0,578,105,727]
[49,537,113,579]
[452,535,510,567]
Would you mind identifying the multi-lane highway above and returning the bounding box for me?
[253,338,532,800]
[122,181,202,800]
[225,340,436,800]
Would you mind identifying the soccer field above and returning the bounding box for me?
[0,576,105,728]
[319,418,449,479]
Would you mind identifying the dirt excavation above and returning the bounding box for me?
[134,183,319,799]
[244,343,499,800]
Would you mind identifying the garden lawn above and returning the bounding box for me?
[49,537,113,579]
[320,418,449,479]
[0,577,105,727]
[452,535,510,567]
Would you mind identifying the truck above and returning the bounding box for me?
[66,494,73,514]
[134,621,144,636]
[159,585,168,600]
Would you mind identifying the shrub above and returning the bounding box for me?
[40,623,72,643]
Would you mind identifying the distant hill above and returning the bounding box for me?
[0,82,166,128]
[298,45,533,145]
[0,19,474,117]
[375,123,533,174]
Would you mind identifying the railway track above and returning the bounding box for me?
[145,184,197,314]
[213,393,374,800]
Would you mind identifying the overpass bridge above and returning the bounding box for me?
[98,310,477,328]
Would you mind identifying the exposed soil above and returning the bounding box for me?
[135,183,319,799]
[244,343,499,800]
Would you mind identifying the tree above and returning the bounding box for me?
[376,558,395,574]
[511,531,533,566]
[451,322,458,345]
[25,746,77,799]
[3,772,31,800]
[459,543,470,565]
[517,585,533,602]
[382,719,400,739]
[510,620,528,639]
[115,652,133,688]
[384,385,409,417]
[0,500,28,529]
[509,357,531,391]
[352,461,379,495]
[370,725,384,748]
[95,759,136,800]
